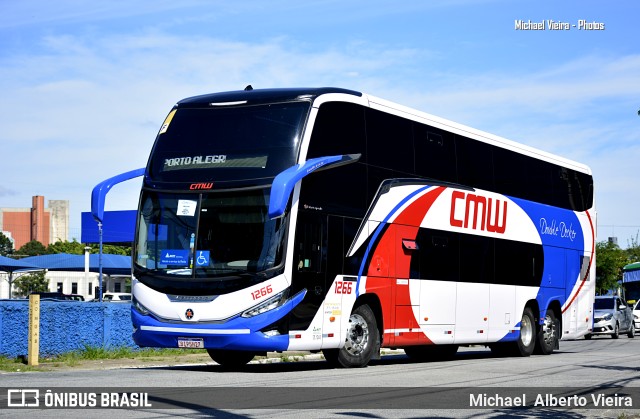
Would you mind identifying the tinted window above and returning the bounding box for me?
[304,102,368,217]
[149,102,309,182]
[365,108,414,174]
[299,163,368,218]
[459,234,494,283]
[594,298,615,310]
[411,229,460,282]
[552,167,592,211]
[456,135,494,191]
[307,102,366,158]
[494,238,543,287]
[308,101,593,212]
[414,124,457,183]
[494,148,552,202]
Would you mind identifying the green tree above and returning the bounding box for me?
[45,239,131,256]
[47,239,86,255]
[624,231,640,263]
[0,232,13,256]
[90,244,131,256]
[595,240,627,295]
[14,271,49,297]
[17,240,47,256]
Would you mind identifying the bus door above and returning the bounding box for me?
[390,224,425,346]
[289,212,328,347]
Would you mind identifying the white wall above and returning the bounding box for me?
[0,271,130,300]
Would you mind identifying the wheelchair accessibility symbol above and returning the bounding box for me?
[195,251,210,266]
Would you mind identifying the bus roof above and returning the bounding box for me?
[173,86,591,175]
[624,262,640,272]
[177,87,362,107]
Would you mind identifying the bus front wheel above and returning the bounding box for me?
[323,304,379,368]
[207,349,255,368]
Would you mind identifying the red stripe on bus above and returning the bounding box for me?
[562,210,595,314]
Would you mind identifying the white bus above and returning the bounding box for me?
[114,87,595,367]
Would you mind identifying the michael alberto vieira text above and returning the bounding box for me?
[470,393,633,408]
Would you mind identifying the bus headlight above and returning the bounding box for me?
[132,296,150,316]
[241,290,287,318]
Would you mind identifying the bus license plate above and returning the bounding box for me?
[178,338,204,348]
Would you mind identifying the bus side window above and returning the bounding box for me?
[457,134,494,191]
[365,107,414,174]
[414,124,457,183]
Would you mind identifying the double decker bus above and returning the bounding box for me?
[128,87,595,367]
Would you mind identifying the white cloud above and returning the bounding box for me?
[1,26,638,245]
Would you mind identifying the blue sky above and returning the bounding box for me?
[1,0,639,246]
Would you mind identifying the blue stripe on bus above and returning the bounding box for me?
[510,197,586,317]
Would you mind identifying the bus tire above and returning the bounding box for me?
[207,349,255,368]
[535,309,557,355]
[323,304,378,368]
[514,307,536,357]
[404,345,458,362]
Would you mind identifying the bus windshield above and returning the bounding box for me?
[148,101,310,183]
[135,188,288,280]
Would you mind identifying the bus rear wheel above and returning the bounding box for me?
[514,307,536,356]
[323,304,379,368]
[535,309,557,355]
[492,308,536,357]
[207,349,255,368]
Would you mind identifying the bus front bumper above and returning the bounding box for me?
[131,289,306,352]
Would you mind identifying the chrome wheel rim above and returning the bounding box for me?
[541,314,555,346]
[344,313,369,356]
[521,314,533,347]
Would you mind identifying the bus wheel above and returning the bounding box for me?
[207,350,255,368]
[404,345,458,362]
[514,307,536,357]
[535,309,557,355]
[323,304,378,368]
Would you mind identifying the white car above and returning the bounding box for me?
[587,295,634,339]
[103,292,132,302]
[632,300,640,333]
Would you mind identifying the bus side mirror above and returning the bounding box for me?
[268,154,361,219]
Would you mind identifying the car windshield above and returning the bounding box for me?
[594,298,616,310]
[134,188,288,279]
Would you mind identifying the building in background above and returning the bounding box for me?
[0,196,69,250]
